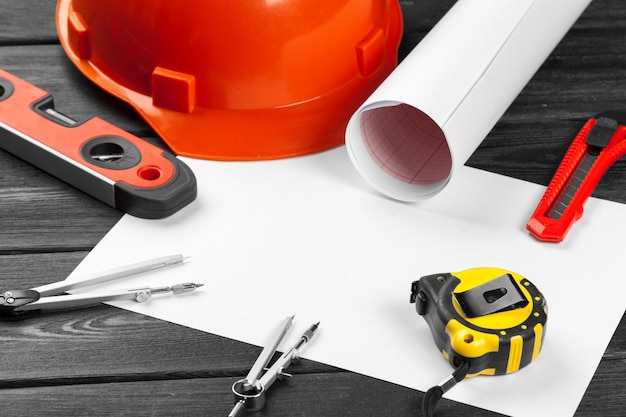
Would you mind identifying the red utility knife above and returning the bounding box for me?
[527,111,626,242]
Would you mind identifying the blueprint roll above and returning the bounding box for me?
[345,0,592,202]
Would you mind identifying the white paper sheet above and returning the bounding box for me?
[346,0,593,202]
[67,148,626,417]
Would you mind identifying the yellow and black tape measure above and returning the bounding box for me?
[410,267,548,377]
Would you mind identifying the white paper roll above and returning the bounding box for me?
[346,0,593,202]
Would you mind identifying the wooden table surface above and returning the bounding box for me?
[1,1,625,416]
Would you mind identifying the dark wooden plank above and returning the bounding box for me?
[0,151,121,252]
[466,0,626,203]
[0,0,58,45]
[398,0,458,61]
[578,350,626,416]
[0,374,505,417]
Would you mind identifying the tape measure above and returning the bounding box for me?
[410,267,548,415]
[0,68,196,219]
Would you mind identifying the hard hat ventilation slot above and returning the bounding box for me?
[356,27,385,76]
[152,67,197,114]
[68,11,91,59]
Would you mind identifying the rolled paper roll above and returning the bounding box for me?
[346,0,593,202]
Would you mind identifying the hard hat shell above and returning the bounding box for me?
[56,0,403,160]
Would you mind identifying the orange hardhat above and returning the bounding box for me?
[56,0,403,160]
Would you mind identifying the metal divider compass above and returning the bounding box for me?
[229,315,320,417]
[0,254,202,315]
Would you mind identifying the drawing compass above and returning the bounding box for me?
[0,254,202,315]
[228,316,320,417]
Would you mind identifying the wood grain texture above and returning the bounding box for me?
[466,0,626,203]
[0,1,624,416]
